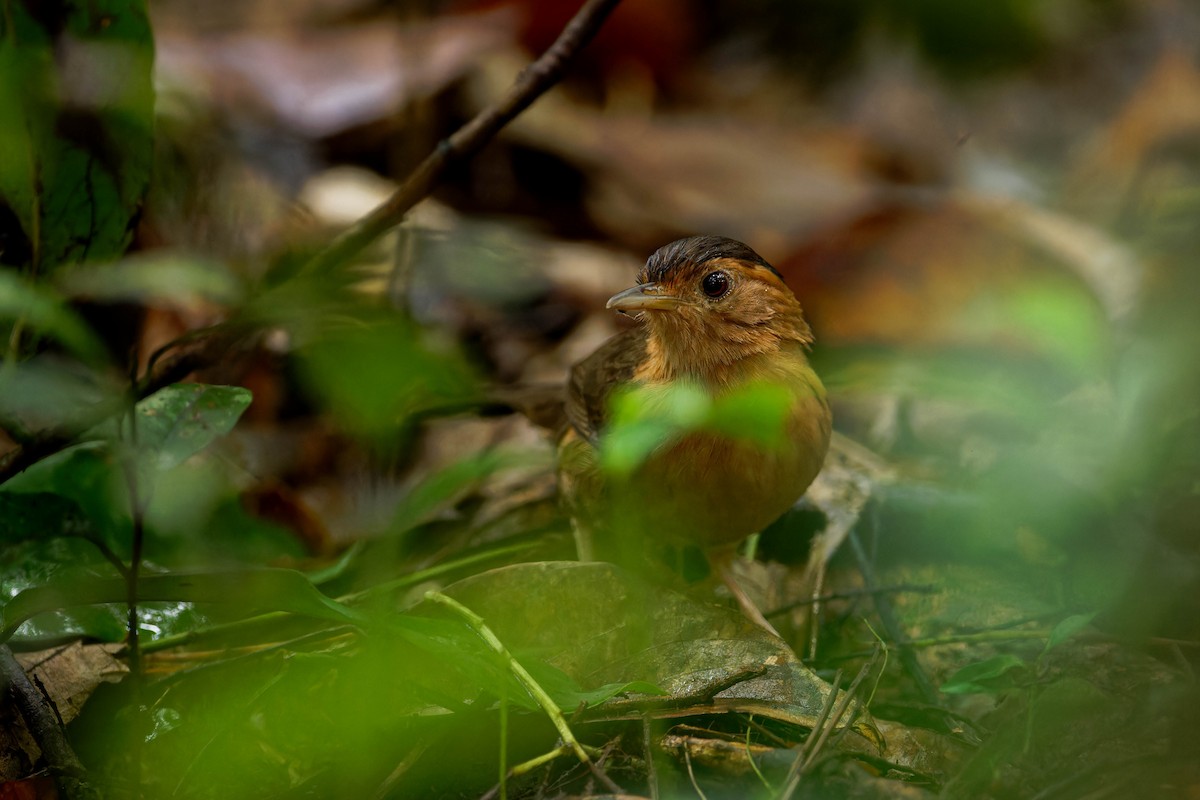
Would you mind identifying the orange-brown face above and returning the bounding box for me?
[607,237,813,379]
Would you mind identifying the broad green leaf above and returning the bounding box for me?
[126,383,253,471]
[940,654,1028,695]
[0,1,154,272]
[432,561,879,743]
[1,567,364,643]
[0,273,107,363]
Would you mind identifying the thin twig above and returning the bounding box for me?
[778,668,841,800]
[682,746,709,800]
[303,0,624,277]
[777,649,881,800]
[0,645,100,800]
[767,584,936,618]
[120,355,147,799]
[801,650,880,767]
[643,716,660,800]
[847,521,939,704]
[744,725,774,793]
[499,677,509,800]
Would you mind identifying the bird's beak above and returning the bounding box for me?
[606,283,687,313]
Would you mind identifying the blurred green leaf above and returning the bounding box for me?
[881,0,1045,76]
[0,0,154,272]
[297,317,477,437]
[941,654,1028,695]
[602,380,796,476]
[57,255,244,307]
[1041,612,1097,658]
[0,273,107,363]
[708,381,793,447]
[88,383,253,472]
[958,276,1108,378]
[1,567,364,643]
[0,357,120,435]
[391,614,537,711]
[387,449,537,536]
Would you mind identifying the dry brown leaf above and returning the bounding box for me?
[157,11,516,138]
[0,644,126,781]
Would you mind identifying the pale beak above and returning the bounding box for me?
[606,283,687,313]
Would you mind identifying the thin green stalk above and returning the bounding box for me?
[499,678,509,800]
[424,593,622,793]
[424,591,591,765]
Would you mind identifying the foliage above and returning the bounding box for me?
[1,0,1198,798]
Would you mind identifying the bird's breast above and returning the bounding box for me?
[612,361,831,549]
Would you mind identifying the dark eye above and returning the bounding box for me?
[701,271,729,298]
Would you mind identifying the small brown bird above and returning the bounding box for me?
[559,236,832,631]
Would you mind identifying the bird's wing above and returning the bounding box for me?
[566,326,647,445]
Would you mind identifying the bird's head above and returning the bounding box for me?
[607,236,814,380]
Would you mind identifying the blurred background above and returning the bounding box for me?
[140,0,1199,631]
[2,0,1199,797]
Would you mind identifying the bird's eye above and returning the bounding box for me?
[701,271,730,298]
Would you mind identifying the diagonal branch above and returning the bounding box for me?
[303,0,624,276]
[0,0,623,486]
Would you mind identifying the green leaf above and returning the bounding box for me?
[600,379,798,475]
[1,444,129,553]
[570,680,668,707]
[388,449,537,536]
[602,383,706,476]
[535,661,666,710]
[0,273,107,363]
[0,537,128,643]
[1041,612,1097,658]
[0,567,365,643]
[57,255,244,307]
[124,383,253,471]
[940,654,1028,695]
[297,317,477,437]
[708,381,794,447]
[0,492,91,544]
[0,0,155,272]
[0,358,120,436]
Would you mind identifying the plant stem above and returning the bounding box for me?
[425,591,622,794]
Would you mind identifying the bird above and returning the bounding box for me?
[557,235,832,632]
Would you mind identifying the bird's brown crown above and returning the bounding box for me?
[618,236,814,384]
